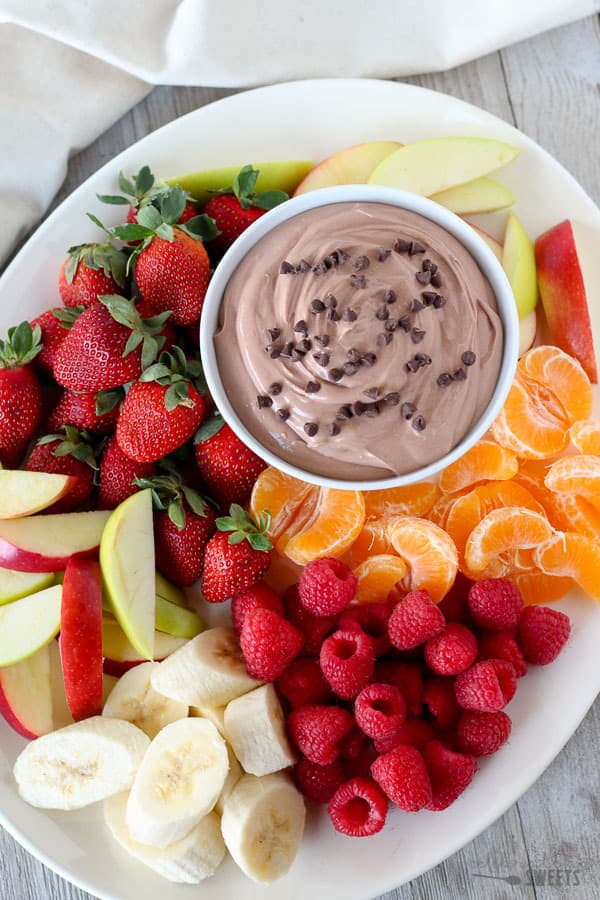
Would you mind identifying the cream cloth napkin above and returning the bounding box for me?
[0,0,597,266]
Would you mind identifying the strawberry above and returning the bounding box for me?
[26,426,99,512]
[98,434,155,509]
[48,388,123,435]
[59,242,127,308]
[194,412,266,511]
[202,504,272,603]
[0,322,43,467]
[32,307,83,378]
[203,165,288,253]
[116,348,206,462]
[53,295,172,392]
[98,165,197,232]
[137,466,216,586]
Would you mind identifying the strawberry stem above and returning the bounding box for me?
[216,504,272,552]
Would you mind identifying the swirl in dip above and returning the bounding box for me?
[214,202,503,481]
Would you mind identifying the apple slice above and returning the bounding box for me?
[102,618,186,677]
[293,141,401,195]
[369,137,519,197]
[60,558,103,721]
[155,571,186,607]
[0,643,54,738]
[518,309,538,357]
[0,584,62,666]
[535,219,598,383]
[467,223,503,262]
[0,470,77,520]
[0,568,54,606]
[430,177,513,215]
[0,509,110,573]
[502,212,538,318]
[155,595,204,640]
[100,490,155,661]
[48,640,74,729]
[168,160,314,204]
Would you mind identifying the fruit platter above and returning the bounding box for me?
[0,79,600,900]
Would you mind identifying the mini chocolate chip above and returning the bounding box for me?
[343,308,358,322]
[313,351,331,367]
[353,401,367,416]
[461,351,477,366]
[377,332,393,347]
[304,422,319,436]
[410,298,425,312]
[398,316,412,332]
[328,309,340,322]
[334,248,350,264]
[412,414,427,431]
[276,408,290,421]
[364,404,380,418]
[343,362,358,376]
[306,381,321,393]
[422,259,438,274]
[421,291,437,306]
[385,318,398,332]
[377,247,392,262]
[279,261,295,274]
[411,328,426,344]
[354,255,370,270]
[431,271,443,288]
[323,254,337,269]
[323,293,338,309]
[311,298,325,313]
[415,353,432,365]
[394,238,411,253]
[329,368,344,382]
[336,404,353,420]
[363,387,379,399]
[268,382,282,396]
[375,305,390,321]
[270,348,281,359]
[313,262,327,275]
[294,319,308,334]
[267,327,281,342]
[296,259,311,273]
[257,395,272,409]
[409,241,426,255]
[385,392,401,406]
[360,352,377,367]
[406,359,420,373]
[346,348,361,364]
[416,270,431,285]
[314,334,330,347]
[291,349,306,361]
[453,368,467,382]
[281,341,294,357]
[433,294,446,309]
[299,338,312,352]
[401,402,417,420]
[437,372,453,387]
[383,289,397,304]
[328,422,341,436]
[350,274,366,288]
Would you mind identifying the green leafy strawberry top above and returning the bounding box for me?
[36,425,101,470]
[0,321,42,369]
[216,503,273,552]
[140,346,206,411]
[135,460,212,531]
[64,241,127,288]
[52,306,85,330]
[99,294,172,370]
[228,165,288,211]
[97,165,158,208]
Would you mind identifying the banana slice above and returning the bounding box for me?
[189,704,226,736]
[126,717,228,847]
[221,772,306,884]
[215,744,243,817]
[223,684,296,777]
[151,627,261,708]
[105,793,225,883]
[103,661,188,739]
[14,717,149,810]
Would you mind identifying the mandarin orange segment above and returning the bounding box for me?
[492,375,569,460]
[533,532,600,601]
[250,466,315,543]
[519,345,593,423]
[544,455,600,511]
[282,488,365,565]
[439,440,518,494]
[508,566,573,606]
[344,517,394,568]
[388,516,458,603]
[464,506,554,575]
[427,492,462,530]
[569,419,600,456]
[363,483,440,519]
[353,554,407,605]
[514,459,600,537]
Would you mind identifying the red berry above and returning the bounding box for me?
[456,710,512,757]
[468,579,523,631]
[284,584,338,655]
[276,658,331,708]
[288,704,354,765]
[424,623,478,676]
[517,606,570,665]
[374,718,435,754]
[343,742,379,780]
[327,777,387,837]
[320,629,375,701]
[340,727,369,761]
[240,608,303,681]
[298,558,357,617]
[339,603,391,656]
[454,659,517,712]
[231,582,283,633]
[438,572,474,625]
[423,677,461,730]
[98,434,156,510]
[374,661,424,717]
[354,683,406,740]
[478,630,527,677]
[371,745,432,812]
[423,739,477,810]
[294,757,346,804]
[388,589,445,650]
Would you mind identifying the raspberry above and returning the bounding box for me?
[424,623,478,676]
[298,558,357,617]
[320,629,375,700]
[284,584,338,654]
[438,572,474,625]
[468,579,523,631]
[276,658,331,708]
[456,710,512,757]
[340,727,368,761]
[231,581,284,633]
[240,608,304,681]
[374,718,435,754]
[423,739,477,810]
[423,677,461,730]
[288,704,354,765]
[354,683,406,740]
[339,603,391,656]
[343,742,378,780]
[371,745,432,811]
[374,661,424,717]
[454,659,517,712]
[294,757,346,803]
[388,589,445,650]
[478,629,527,677]
[327,777,388,837]
[517,606,570,665]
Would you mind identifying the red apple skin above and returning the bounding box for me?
[0,540,99,573]
[535,219,598,383]
[102,656,169,678]
[59,558,103,721]
[0,684,39,739]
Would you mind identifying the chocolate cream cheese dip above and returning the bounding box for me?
[214,202,504,481]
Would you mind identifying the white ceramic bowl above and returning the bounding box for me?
[200,184,518,489]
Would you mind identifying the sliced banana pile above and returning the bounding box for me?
[12,626,306,886]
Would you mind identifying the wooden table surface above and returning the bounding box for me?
[1,13,600,900]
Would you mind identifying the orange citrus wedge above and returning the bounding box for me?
[282,488,365,565]
[353,554,407,604]
[363,483,440,519]
[533,532,600,601]
[544,455,600,511]
[519,345,593,423]
[569,419,600,456]
[388,517,458,603]
[439,440,518,494]
[464,506,554,575]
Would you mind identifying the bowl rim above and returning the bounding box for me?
[199,184,519,491]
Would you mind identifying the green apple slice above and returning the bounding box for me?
[167,160,314,204]
[0,470,76,519]
[0,585,62,666]
[0,569,54,606]
[293,141,401,195]
[503,212,538,317]
[155,595,204,640]
[100,489,155,661]
[369,137,519,197]
[430,177,514,215]
[155,571,186,608]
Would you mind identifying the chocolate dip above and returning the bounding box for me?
[214,202,503,481]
